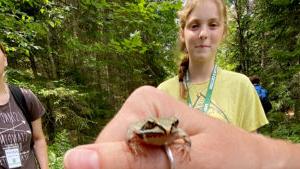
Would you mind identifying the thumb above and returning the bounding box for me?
[64,142,170,169]
[64,148,99,169]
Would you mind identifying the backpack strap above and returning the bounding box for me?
[8,84,34,148]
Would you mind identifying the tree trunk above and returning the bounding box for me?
[46,30,58,79]
[44,98,56,143]
[28,55,38,78]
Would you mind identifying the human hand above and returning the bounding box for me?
[63,86,290,169]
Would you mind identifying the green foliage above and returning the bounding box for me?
[109,31,148,54]
[2,0,182,146]
[0,0,68,57]
[225,0,300,114]
[6,68,102,143]
[48,130,72,169]
[272,0,293,6]
[259,112,300,143]
[216,44,238,71]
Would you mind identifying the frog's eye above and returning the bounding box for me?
[172,119,179,127]
[142,121,157,130]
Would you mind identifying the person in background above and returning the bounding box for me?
[64,86,300,169]
[0,42,49,169]
[249,75,272,114]
[157,0,268,131]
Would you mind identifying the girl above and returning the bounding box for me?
[158,0,268,132]
[0,43,49,169]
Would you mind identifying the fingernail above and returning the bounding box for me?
[64,149,100,169]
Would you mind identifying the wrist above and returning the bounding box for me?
[255,134,300,169]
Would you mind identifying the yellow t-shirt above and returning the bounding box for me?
[157,68,268,132]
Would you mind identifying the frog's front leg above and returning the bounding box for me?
[172,128,191,161]
[127,128,145,155]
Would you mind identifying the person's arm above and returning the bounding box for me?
[255,134,300,169]
[63,86,300,169]
[32,118,49,169]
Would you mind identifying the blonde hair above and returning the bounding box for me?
[177,0,228,98]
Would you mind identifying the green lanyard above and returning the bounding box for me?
[184,65,218,113]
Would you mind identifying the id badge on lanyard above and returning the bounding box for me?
[3,144,22,169]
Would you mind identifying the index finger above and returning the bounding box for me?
[96,86,206,143]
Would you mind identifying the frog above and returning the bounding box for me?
[127,116,191,161]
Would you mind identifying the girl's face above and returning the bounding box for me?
[181,0,225,63]
[0,49,7,77]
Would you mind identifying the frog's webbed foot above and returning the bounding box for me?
[171,142,191,162]
[172,128,191,162]
[127,135,146,156]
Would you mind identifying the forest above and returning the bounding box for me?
[0,0,299,168]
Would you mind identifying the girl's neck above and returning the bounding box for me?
[188,60,215,84]
[0,81,9,105]
[0,78,7,93]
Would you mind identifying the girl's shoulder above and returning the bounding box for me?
[218,68,250,83]
[157,76,179,90]
[20,88,38,101]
